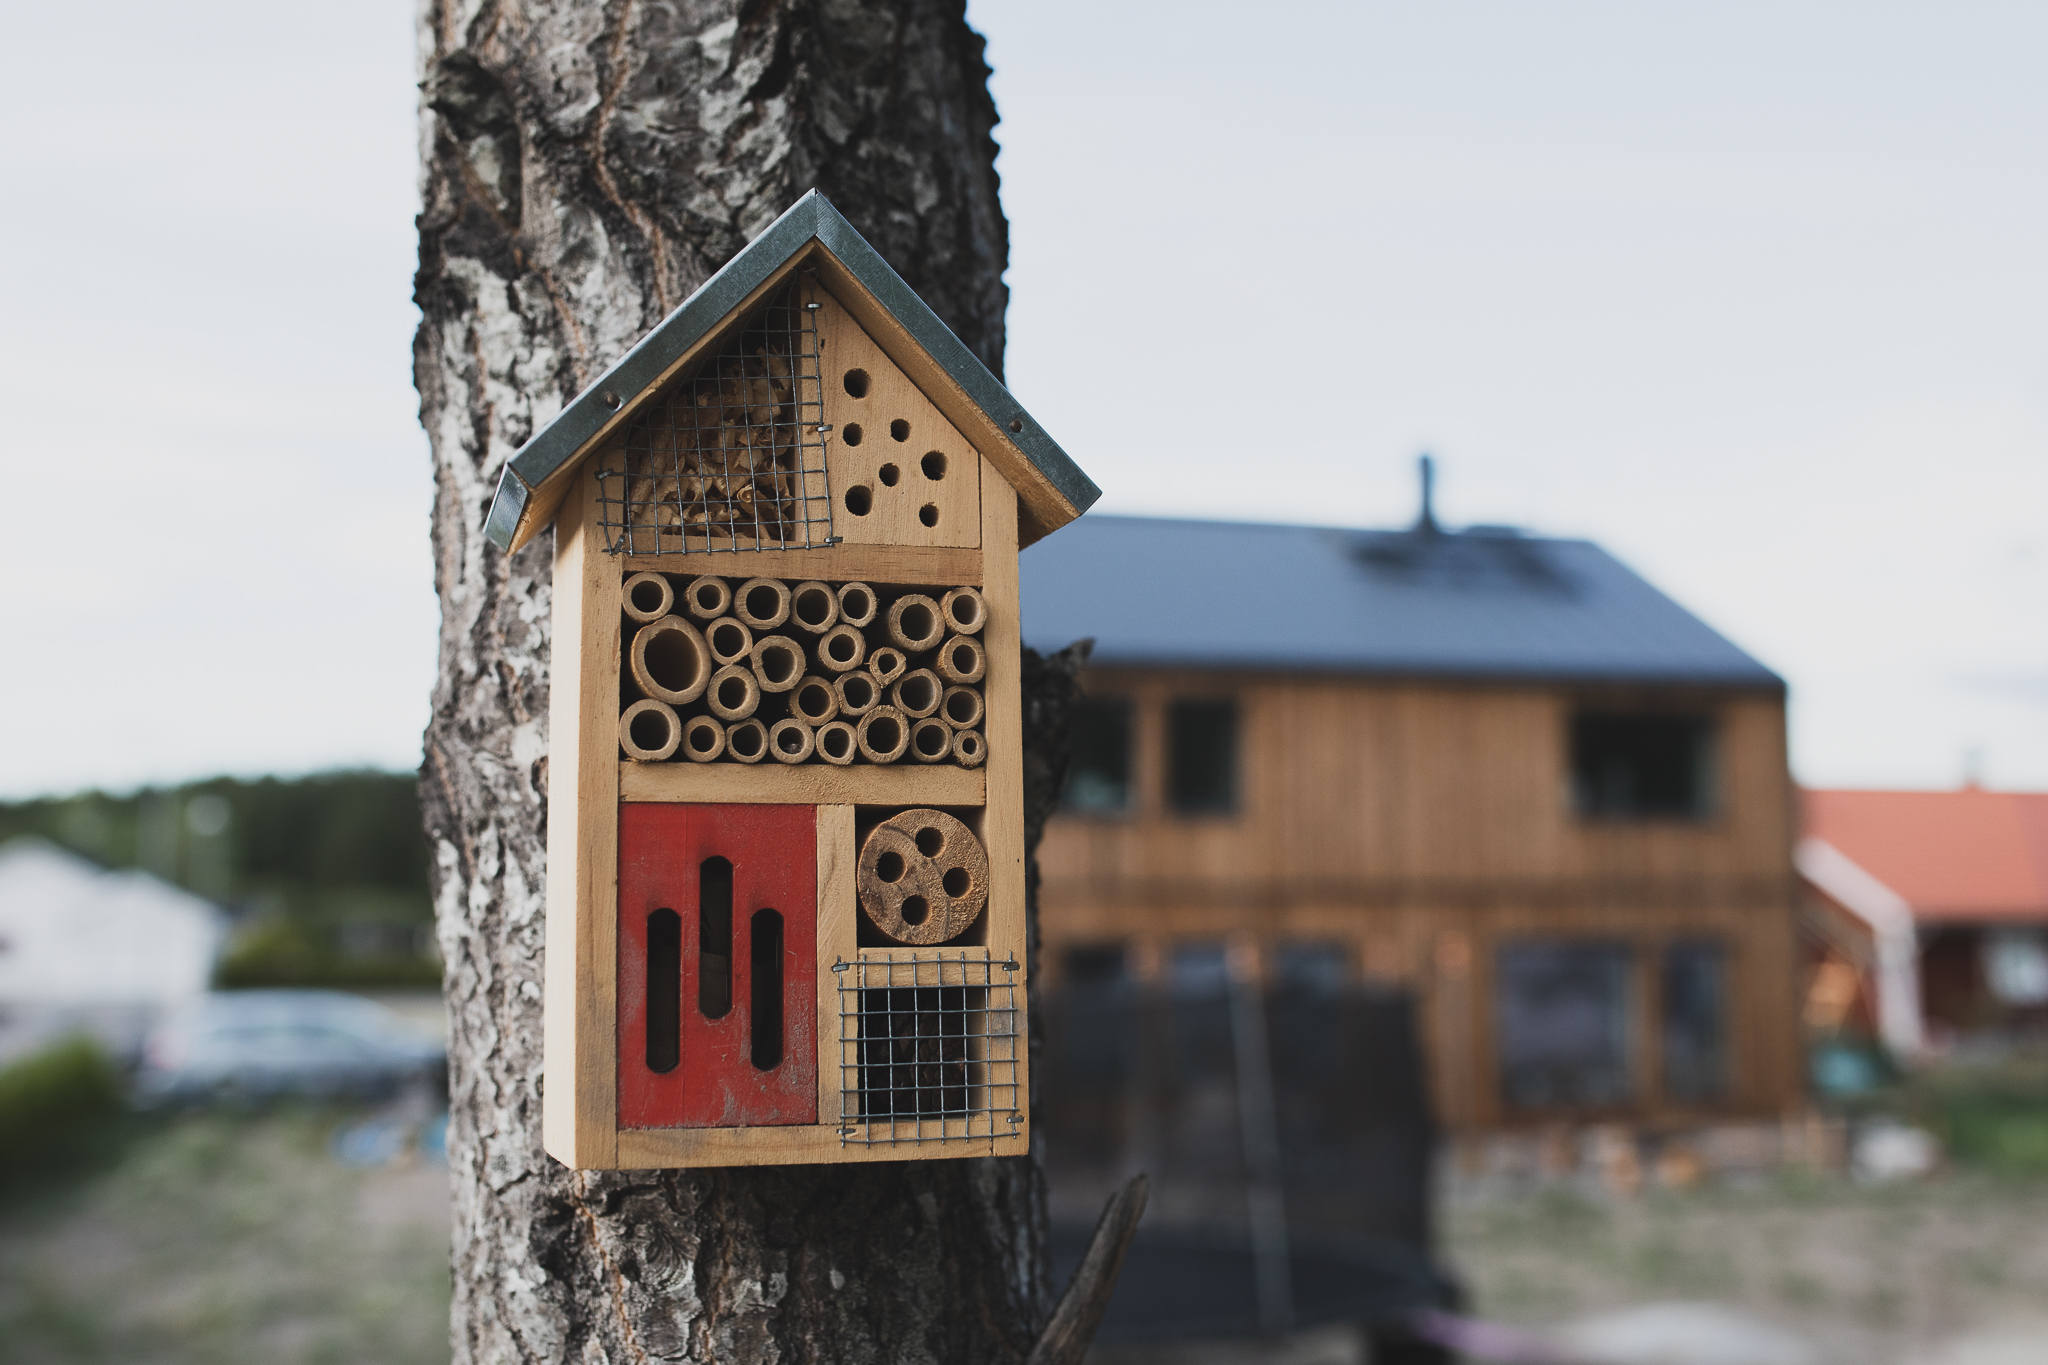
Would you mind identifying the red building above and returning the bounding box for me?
[1799,787,2048,1054]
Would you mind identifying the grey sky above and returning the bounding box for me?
[1,1,2041,796]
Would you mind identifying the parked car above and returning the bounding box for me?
[137,990,445,1104]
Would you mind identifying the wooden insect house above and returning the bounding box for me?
[483,193,1100,1169]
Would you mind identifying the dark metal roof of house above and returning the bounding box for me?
[1020,515,1782,688]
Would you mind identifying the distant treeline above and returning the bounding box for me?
[0,772,437,988]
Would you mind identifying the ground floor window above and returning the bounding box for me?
[1495,940,1633,1110]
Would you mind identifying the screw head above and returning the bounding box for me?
[602,389,622,411]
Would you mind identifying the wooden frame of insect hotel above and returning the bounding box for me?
[483,193,1100,1169]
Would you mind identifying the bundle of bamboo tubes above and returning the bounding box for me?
[616,572,988,767]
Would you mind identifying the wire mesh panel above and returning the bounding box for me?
[835,951,1021,1146]
[595,274,833,554]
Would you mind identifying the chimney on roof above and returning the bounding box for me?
[1414,453,1440,535]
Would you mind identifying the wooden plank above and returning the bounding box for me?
[815,805,857,1128]
[542,477,623,1168]
[809,252,1078,548]
[620,542,982,587]
[619,760,985,807]
[977,454,1031,1147]
[613,1121,1027,1169]
[815,285,981,549]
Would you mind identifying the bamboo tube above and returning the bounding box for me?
[891,668,942,719]
[836,581,878,628]
[791,676,838,726]
[706,663,761,721]
[868,647,907,687]
[769,718,816,764]
[934,634,986,686]
[725,717,769,763]
[885,593,945,652]
[940,685,983,730]
[623,571,675,624]
[816,622,866,673]
[749,634,805,693]
[705,617,754,667]
[733,577,791,630]
[941,586,987,637]
[618,699,681,761]
[628,616,712,704]
[683,575,732,621]
[951,729,986,768]
[855,808,989,945]
[909,717,953,764]
[789,580,838,634]
[856,706,909,764]
[681,714,726,763]
[816,720,857,766]
[833,671,879,717]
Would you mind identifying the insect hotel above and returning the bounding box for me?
[483,193,1099,1169]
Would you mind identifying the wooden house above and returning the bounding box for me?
[482,192,1098,1169]
[1022,503,1803,1132]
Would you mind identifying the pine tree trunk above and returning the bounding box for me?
[413,4,1080,1361]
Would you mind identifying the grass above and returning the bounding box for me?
[0,1103,450,1365]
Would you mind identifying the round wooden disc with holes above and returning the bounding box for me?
[856,809,989,945]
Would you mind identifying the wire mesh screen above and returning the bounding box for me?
[835,951,1021,1146]
[594,274,833,554]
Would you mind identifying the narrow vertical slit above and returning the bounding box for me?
[751,909,784,1070]
[646,909,680,1073]
[700,857,733,1019]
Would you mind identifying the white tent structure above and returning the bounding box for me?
[0,839,226,1057]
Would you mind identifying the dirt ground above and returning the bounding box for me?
[1439,1168,2048,1365]
[0,1109,450,1365]
[10,1110,2048,1364]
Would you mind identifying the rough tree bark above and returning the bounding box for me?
[415,3,1091,1361]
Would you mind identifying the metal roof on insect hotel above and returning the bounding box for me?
[483,191,1100,554]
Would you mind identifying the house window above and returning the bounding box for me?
[1168,699,1238,814]
[1661,940,1728,1103]
[1570,712,1715,819]
[1496,940,1633,1110]
[1063,698,1134,814]
[1063,943,1131,987]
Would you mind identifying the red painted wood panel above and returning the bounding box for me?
[617,803,818,1129]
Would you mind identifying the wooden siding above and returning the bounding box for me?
[1037,667,1802,1130]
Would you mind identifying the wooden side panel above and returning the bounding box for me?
[543,478,623,1168]
[617,803,819,1129]
[978,456,1030,1142]
[817,286,981,548]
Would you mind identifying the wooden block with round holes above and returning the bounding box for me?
[855,809,989,945]
[816,287,981,548]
